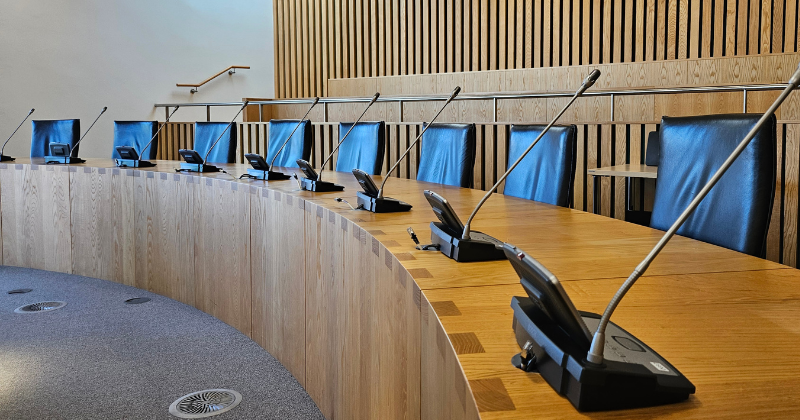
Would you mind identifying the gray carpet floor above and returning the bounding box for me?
[0,266,323,420]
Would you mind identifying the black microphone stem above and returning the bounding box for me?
[268,97,319,169]
[70,107,107,157]
[586,62,800,365]
[202,101,249,163]
[317,92,380,181]
[462,70,600,240]
[377,86,461,198]
[1,108,34,156]
[140,106,180,158]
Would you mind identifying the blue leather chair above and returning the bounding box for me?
[193,122,237,163]
[31,119,80,158]
[335,121,385,175]
[503,124,577,207]
[113,121,158,159]
[645,129,660,166]
[266,119,313,168]
[416,123,476,188]
[650,114,776,257]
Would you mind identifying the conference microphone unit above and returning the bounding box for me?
[245,97,320,180]
[46,106,107,164]
[115,106,180,168]
[355,86,461,213]
[507,62,800,412]
[427,70,601,263]
[1,108,34,162]
[179,101,248,173]
[298,92,380,192]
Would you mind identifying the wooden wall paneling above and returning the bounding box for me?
[657,0,667,59]
[786,123,800,266]
[666,0,678,59]
[250,188,307,384]
[0,164,71,273]
[786,0,798,53]
[701,0,711,58]
[688,0,700,59]
[586,125,597,213]
[713,0,724,57]
[737,0,748,55]
[600,125,612,216]
[749,0,761,55]
[766,123,784,262]
[139,172,195,306]
[193,178,252,336]
[69,168,135,286]
[769,0,781,54]
[420,293,480,420]
[677,0,688,59]
[613,0,623,63]
[304,203,344,418]
[423,0,430,73]
[574,124,586,211]
[614,124,627,220]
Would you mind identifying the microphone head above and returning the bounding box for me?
[371,92,381,102]
[451,86,462,98]
[243,100,250,106]
[312,97,320,105]
[583,70,601,88]
[101,106,108,113]
[29,108,35,114]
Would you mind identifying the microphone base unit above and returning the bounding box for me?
[179,162,220,173]
[356,191,412,213]
[430,222,506,262]
[0,155,15,162]
[115,159,155,168]
[300,177,345,192]
[245,169,293,180]
[44,156,85,165]
[510,296,695,411]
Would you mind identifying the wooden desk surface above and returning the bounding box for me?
[588,163,659,178]
[1,159,797,419]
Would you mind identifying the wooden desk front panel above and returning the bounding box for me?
[0,161,455,420]
[3,160,800,418]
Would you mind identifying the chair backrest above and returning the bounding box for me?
[650,114,776,257]
[645,129,660,166]
[113,121,158,159]
[334,121,385,175]
[193,122,237,163]
[503,124,577,207]
[416,123,476,188]
[31,119,80,158]
[267,119,313,168]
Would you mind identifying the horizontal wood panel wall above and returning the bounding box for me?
[273,0,800,98]
[159,55,800,268]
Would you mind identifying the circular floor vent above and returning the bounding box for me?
[169,389,242,418]
[125,297,151,304]
[7,289,33,294]
[14,301,67,313]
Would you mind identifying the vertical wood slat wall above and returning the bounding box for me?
[273,0,800,98]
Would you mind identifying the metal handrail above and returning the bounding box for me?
[176,65,250,94]
[156,83,790,107]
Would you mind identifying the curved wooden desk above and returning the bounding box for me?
[1,159,798,419]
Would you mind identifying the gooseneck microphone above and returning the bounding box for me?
[585,62,800,365]
[1,108,34,162]
[116,106,181,168]
[141,106,180,158]
[70,106,108,157]
[178,101,248,173]
[45,106,107,164]
[461,70,601,241]
[203,101,249,164]
[266,97,319,178]
[377,86,461,199]
[317,92,380,181]
[297,93,380,192]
